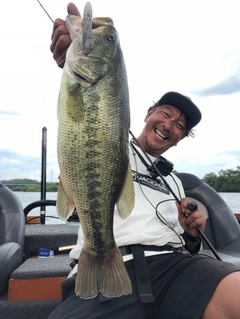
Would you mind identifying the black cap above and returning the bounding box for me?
[157,91,202,128]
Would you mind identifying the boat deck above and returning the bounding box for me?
[0,223,79,319]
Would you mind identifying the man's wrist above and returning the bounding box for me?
[183,231,201,243]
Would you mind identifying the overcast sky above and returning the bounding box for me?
[0,0,240,182]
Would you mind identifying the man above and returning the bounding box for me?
[49,3,240,319]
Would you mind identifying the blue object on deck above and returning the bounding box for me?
[38,247,54,258]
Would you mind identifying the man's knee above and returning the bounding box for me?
[202,271,240,319]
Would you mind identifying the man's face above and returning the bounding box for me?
[139,105,187,157]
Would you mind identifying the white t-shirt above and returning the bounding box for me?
[70,143,185,261]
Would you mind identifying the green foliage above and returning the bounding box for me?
[2,178,39,183]
[3,168,240,193]
[2,179,58,192]
[203,166,240,192]
[46,183,59,192]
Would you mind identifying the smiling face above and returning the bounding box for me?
[137,105,188,157]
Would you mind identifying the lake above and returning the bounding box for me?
[219,192,240,213]
[14,191,240,225]
[14,191,63,224]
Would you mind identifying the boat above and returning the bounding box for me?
[1,172,240,319]
[0,182,79,319]
[0,124,80,318]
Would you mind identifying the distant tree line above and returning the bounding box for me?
[203,167,240,192]
[1,178,59,192]
[2,167,240,193]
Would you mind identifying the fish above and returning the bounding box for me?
[56,2,135,299]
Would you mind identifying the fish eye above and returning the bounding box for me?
[105,34,115,42]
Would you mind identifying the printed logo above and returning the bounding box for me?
[132,170,170,195]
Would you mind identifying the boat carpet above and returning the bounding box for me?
[0,292,61,319]
[24,224,78,258]
[11,255,71,280]
[1,255,71,318]
[9,255,71,301]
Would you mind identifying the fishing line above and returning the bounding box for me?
[36,1,67,67]
[37,0,54,23]
[57,58,66,66]
[129,130,222,261]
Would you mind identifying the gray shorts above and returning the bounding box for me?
[48,252,239,319]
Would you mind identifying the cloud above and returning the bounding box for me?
[192,72,240,97]
[0,149,41,181]
[215,150,240,172]
[0,111,21,116]
[1,0,240,184]
[219,150,240,158]
[0,148,59,182]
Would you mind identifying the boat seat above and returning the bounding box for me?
[176,172,240,266]
[0,182,25,294]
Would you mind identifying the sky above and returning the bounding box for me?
[0,0,240,182]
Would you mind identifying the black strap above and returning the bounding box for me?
[130,141,161,178]
[130,141,150,170]
[119,244,182,304]
[131,245,155,303]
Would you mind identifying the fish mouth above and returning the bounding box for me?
[71,56,107,85]
[73,71,88,82]
[155,128,169,140]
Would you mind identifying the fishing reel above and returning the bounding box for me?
[147,156,174,177]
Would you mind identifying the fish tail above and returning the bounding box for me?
[75,248,98,299]
[75,246,132,299]
[98,246,132,298]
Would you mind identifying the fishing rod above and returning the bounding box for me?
[129,130,222,261]
[37,0,54,23]
[36,0,66,66]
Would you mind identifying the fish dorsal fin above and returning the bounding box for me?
[116,162,135,219]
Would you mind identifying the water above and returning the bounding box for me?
[219,193,240,213]
[14,191,64,224]
[14,191,240,225]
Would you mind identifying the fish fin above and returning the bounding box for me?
[75,246,132,299]
[56,178,75,220]
[98,247,132,298]
[75,248,98,299]
[116,162,135,219]
[67,87,85,122]
[58,67,85,123]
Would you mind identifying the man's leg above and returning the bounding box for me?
[202,271,240,319]
[48,260,152,319]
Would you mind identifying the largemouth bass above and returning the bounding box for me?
[56,2,135,299]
